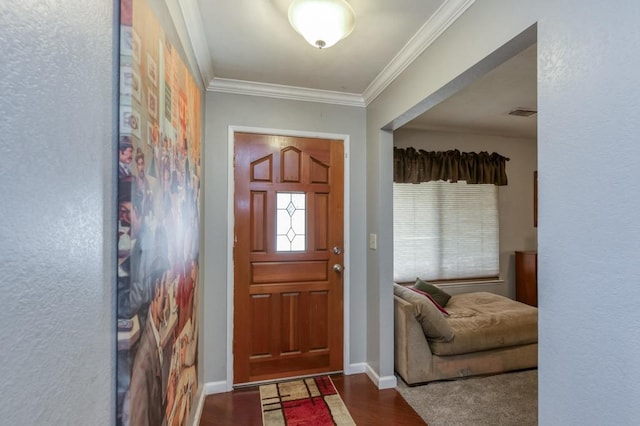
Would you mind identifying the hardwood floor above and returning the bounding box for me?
[199,373,425,425]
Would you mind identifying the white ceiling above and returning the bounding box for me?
[195,0,447,94]
[183,0,536,138]
[404,44,537,138]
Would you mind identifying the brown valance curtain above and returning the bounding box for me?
[394,147,510,186]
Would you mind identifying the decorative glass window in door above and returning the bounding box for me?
[276,192,306,251]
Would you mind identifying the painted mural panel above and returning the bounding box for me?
[117,0,201,424]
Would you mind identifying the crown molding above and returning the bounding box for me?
[171,0,473,106]
[174,0,215,88]
[207,78,366,107]
[362,0,476,105]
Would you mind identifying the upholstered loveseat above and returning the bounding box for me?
[394,283,538,385]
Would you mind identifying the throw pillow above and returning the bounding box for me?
[414,278,452,307]
[394,284,454,342]
[407,286,449,316]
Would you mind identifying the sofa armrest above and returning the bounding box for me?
[394,295,433,385]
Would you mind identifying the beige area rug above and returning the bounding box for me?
[397,369,538,426]
[260,375,356,426]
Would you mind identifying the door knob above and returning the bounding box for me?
[332,246,342,255]
[333,264,344,273]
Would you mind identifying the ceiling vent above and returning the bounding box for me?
[509,108,537,117]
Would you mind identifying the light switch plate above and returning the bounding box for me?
[369,233,377,250]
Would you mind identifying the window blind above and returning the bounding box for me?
[393,181,499,282]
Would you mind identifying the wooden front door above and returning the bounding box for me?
[233,132,344,385]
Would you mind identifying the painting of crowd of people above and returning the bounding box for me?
[117,0,201,425]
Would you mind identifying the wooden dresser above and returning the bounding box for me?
[515,251,537,307]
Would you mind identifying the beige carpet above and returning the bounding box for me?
[397,369,537,426]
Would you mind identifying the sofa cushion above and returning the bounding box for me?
[414,278,452,307]
[393,284,454,342]
[429,292,538,356]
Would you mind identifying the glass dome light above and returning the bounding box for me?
[288,0,356,49]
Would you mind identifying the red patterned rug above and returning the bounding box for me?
[260,375,356,425]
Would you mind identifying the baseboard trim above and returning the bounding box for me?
[189,387,206,426]
[205,380,230,395]
[365,364,398,390]
[202,364,373,394]
[377,374,398,390]
[347,362,367,375]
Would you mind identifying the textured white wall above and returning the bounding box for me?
[537,1,640,423]
[394,129,538,299]
[368,0,640,423]
[202,92,367,385]
[0,1,116,425]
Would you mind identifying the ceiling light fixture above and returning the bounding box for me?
[288,0,355,49]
